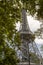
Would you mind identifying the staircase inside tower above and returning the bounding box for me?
[19,9,43,65]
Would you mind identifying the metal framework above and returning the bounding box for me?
[19,9,43,65]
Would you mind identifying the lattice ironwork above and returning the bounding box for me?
[19,9,43,65]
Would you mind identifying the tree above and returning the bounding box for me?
[0,0,21,65]
[40,45,43,52]
[30,52,40,64]
[0,0,43,65]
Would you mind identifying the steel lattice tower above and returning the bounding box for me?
[19,9,34,62]
[19,9,43,65]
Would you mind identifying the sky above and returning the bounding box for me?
[27,16,43,45]
[27,16,41,32]
[16,15,41,32]
[16,15,43,57]
[16,15,43,45]
[16,15,43,44]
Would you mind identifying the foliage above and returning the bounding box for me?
[0,46,18,65]
[15,0,43,19]
[30,52,40,64]
[0,0,21,65]
[40,45,43,51]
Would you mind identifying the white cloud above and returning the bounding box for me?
[16,15,41,32]
[27,16,41,32]
[16,15,43,57]
[16,16,43,45]
[35,38,43,44]
[16,22,20,31]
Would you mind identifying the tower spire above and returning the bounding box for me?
[20,9,31,32]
